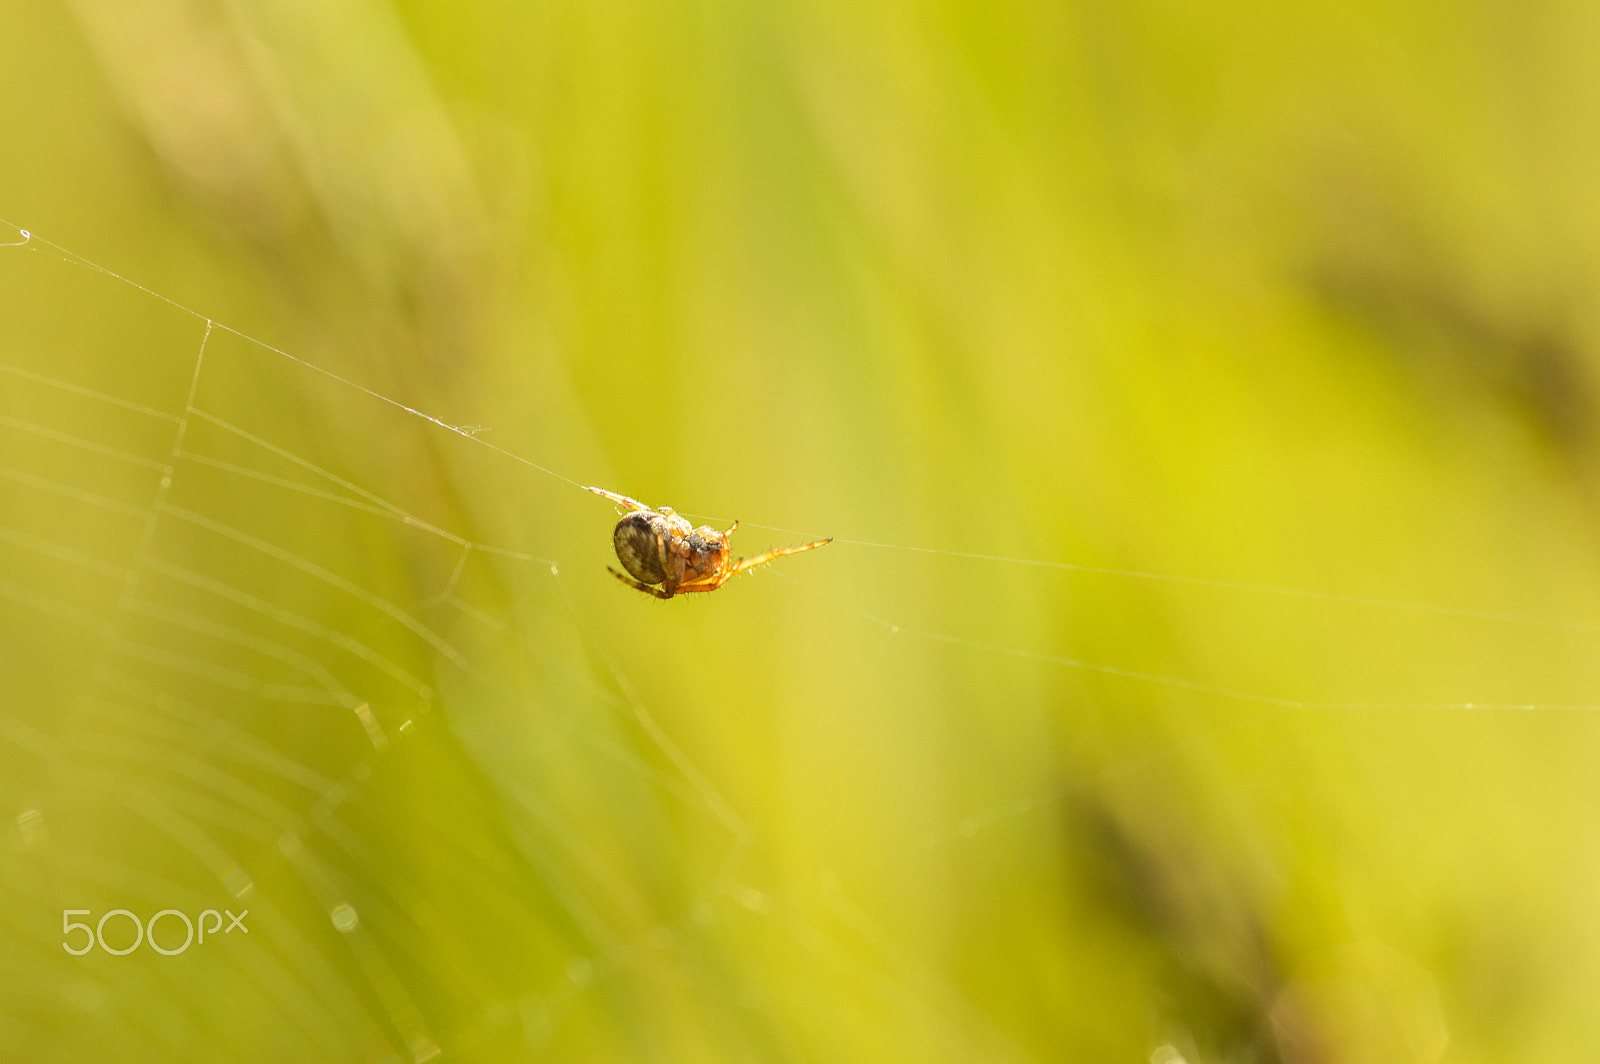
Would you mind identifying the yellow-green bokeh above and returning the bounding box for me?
[5,1,1600,1061]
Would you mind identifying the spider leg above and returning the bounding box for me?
[585,486,653,513]
[668,572,734,594]
[607,566,676,599]
[722,537,834,578]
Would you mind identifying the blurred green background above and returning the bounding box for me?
[5,0,1600,1060]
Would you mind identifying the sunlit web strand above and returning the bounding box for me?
[0,361,183,423]
[141,556,435,702]
[0,463,150,519]
[155,501,467,670]
[182,407,551,563]
[770,570,1600,713]
[0,411,169,472]
[117,317,210,621]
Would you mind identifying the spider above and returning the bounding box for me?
[586,486,832,599]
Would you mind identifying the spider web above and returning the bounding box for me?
[5,223,1600,1063]
[0,226,777,1062]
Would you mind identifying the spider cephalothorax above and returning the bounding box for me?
[587,487,831,599]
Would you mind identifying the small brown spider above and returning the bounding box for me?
[586,486,832,599]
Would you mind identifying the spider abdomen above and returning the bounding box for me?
[613,512,672,585]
